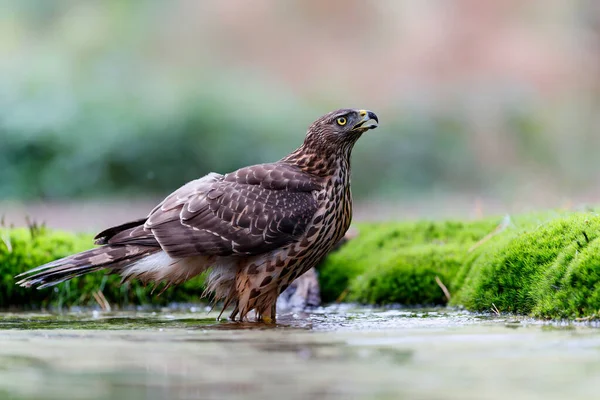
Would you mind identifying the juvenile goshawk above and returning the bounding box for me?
[17,109,379,322]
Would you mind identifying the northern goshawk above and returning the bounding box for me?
[17,108,379,322]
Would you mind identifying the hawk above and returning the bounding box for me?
[17,108,379,322]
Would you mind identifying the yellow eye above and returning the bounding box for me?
[336,117,347,126]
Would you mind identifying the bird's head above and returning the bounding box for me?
[303,108,379,154]
[283,108,379,174]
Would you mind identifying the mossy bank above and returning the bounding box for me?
[2,210,599,319]
[322,210,600,319]
[0,226,205,309]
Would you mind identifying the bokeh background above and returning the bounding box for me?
[2,0,600,230]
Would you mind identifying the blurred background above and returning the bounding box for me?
[1,0,600,230]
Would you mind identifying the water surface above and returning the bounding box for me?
[0,306,598,400]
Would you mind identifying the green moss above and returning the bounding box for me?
[450,212,600,318]
[533,237,600,319]
[319,210,600,319]
[318,219,500,303]
[348,243,466,305]
[0,227,206,309]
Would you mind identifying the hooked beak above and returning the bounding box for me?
[353,110,379,131]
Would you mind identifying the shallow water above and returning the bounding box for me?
[0,306,599,400]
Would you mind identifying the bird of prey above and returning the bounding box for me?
[17,108,379,322]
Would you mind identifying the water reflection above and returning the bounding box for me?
[0,307,598,400]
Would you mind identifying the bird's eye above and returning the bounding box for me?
[336,117,347,126]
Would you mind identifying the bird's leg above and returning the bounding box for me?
[255,298,277,324]
[269,302,277,323]
[228,301,240,321]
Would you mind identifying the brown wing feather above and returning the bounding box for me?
[94,173,225,248]
[94,218,148,244]
[94,216,162,247]
[145,163,322,258]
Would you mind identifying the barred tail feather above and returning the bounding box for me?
[15,245,158,289]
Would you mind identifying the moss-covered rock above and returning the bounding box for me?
[0,227,206,309]
[318,219,500,304]
[319,210,600,319]
[348,243,466,305]
[451,212,600,319]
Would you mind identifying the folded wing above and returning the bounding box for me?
[102,164,322,258]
